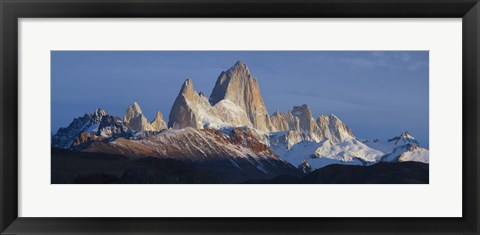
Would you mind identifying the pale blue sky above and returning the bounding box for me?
[51,51,429,146]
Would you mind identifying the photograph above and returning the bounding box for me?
[51,51,429,184]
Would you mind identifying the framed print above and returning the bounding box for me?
[1,0,479,234]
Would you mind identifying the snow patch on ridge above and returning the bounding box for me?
[270,137,384,169]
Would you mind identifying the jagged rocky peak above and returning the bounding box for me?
[399,131,416,141]
[169,78,252,130]
[209,61,272,131]
[150,111,167,131]
[97,115,127,137]
[388,131,419,145]
[233,60,250,71]
[268,104,322,148]
[317,114,354,143]
[292,104,312,116]
[270,110,289,132]
[169,79,203,129]
[270,110,300,132]
[180,79,196,97]
[270,105,356,150]
[129,115,154,132]
[292,104,313,120]
[93,108,108,122]
[210,61,251,96]
[360,131,428,164]
[123,102,143,124]
[291,104,318,134]
[52,108,109,149]
[123,102,154,132]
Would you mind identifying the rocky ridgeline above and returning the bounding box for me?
[168,79,252,130]
[167,61,355,148]
[52,60,429,170]
[124,102,167,132]
[52,108,108,149]
[52,103,168,149]
[169,61,271,131]
[53,60,356,151]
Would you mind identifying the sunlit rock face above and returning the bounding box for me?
[168,79,251,130]
[150,111,167,131]
[123,102,154,132]
[209,61,272,132]
[316,114,354,143]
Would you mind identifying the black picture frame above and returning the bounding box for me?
[1,0,479,234]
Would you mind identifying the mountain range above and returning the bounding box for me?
[52,61,429,183]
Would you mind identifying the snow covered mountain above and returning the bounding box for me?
[269,125,384,169]
[52,60,428,181]
[270,129,429,170]
[52,103,168,149]
[97,115,128,138]
[82,127,299,182]
[317,114,354,143]
[269,105,355,147]
[168,61,273,131]
[266,103,384,169]
[363,132,429,163]
[52,108,108,149]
